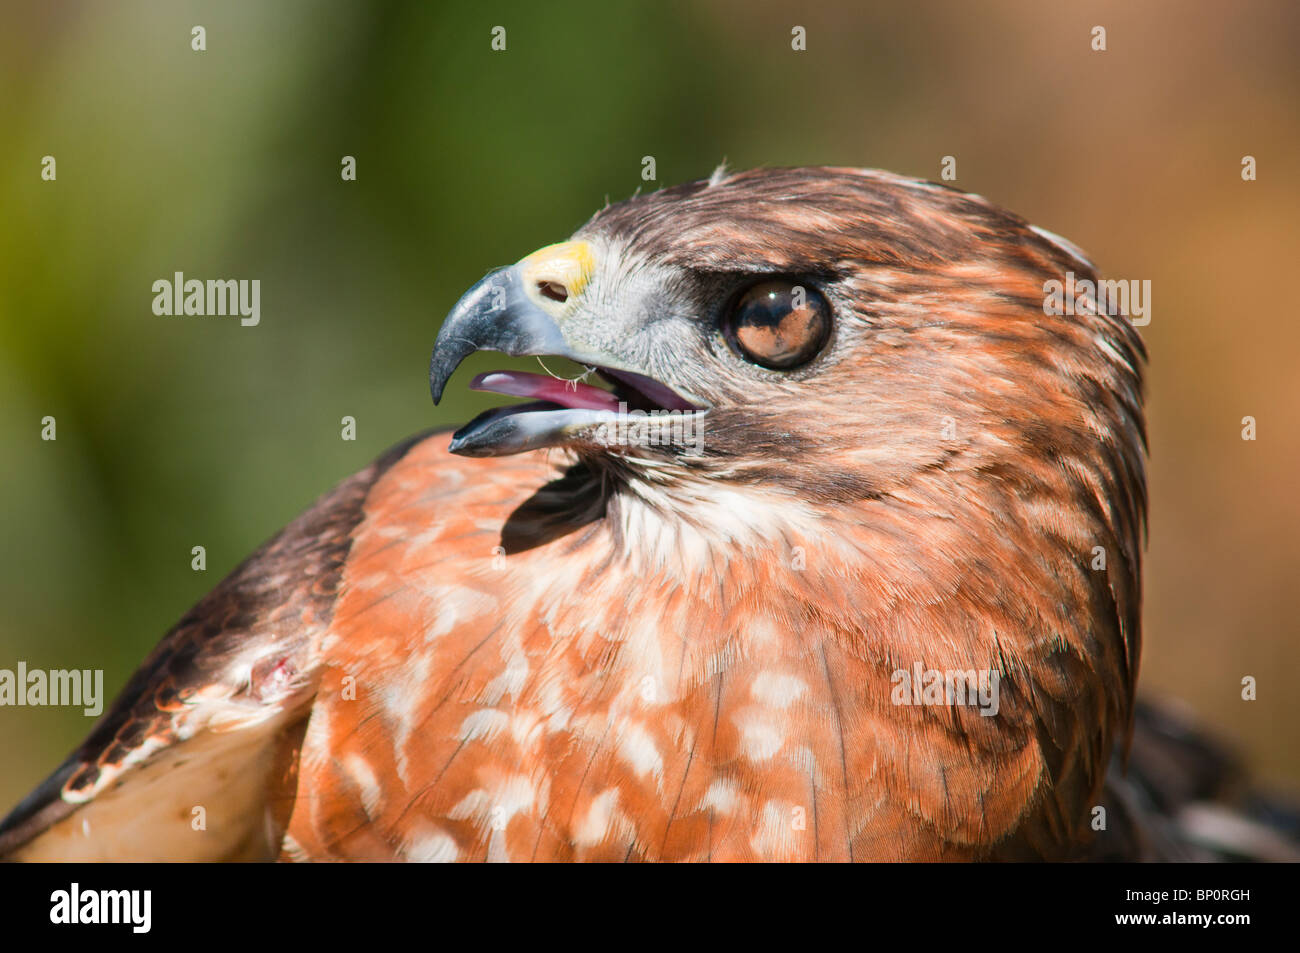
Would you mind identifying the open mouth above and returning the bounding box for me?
[449,364,704,456]
[470,365,698,414]
[428,258,705,457]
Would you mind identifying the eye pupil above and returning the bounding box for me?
[724,280,831,370]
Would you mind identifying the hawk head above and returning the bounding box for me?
[430,167,1143,523]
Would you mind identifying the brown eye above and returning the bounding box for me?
[723,280,831,370]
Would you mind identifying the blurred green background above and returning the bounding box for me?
[3,0,1298,813]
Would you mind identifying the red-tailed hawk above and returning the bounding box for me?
[2,167,1156,861]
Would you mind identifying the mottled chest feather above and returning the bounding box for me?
[285,437,1121,862]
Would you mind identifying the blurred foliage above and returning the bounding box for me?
[2,0,1298,809]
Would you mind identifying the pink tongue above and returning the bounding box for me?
[470,370,622,412]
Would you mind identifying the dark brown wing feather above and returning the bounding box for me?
[1091,700,1300,861]
[0,434,429,860]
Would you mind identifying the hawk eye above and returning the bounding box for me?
[723,280,831,370]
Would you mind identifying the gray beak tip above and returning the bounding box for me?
[428,265,568,410]
[428,352,451,405]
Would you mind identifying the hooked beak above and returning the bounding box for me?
[429,242,703,457]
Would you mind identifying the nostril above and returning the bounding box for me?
[538,280,568,303]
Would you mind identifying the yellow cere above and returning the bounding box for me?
[519,240,596,301]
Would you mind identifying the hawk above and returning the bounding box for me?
[1,166,1153,861]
